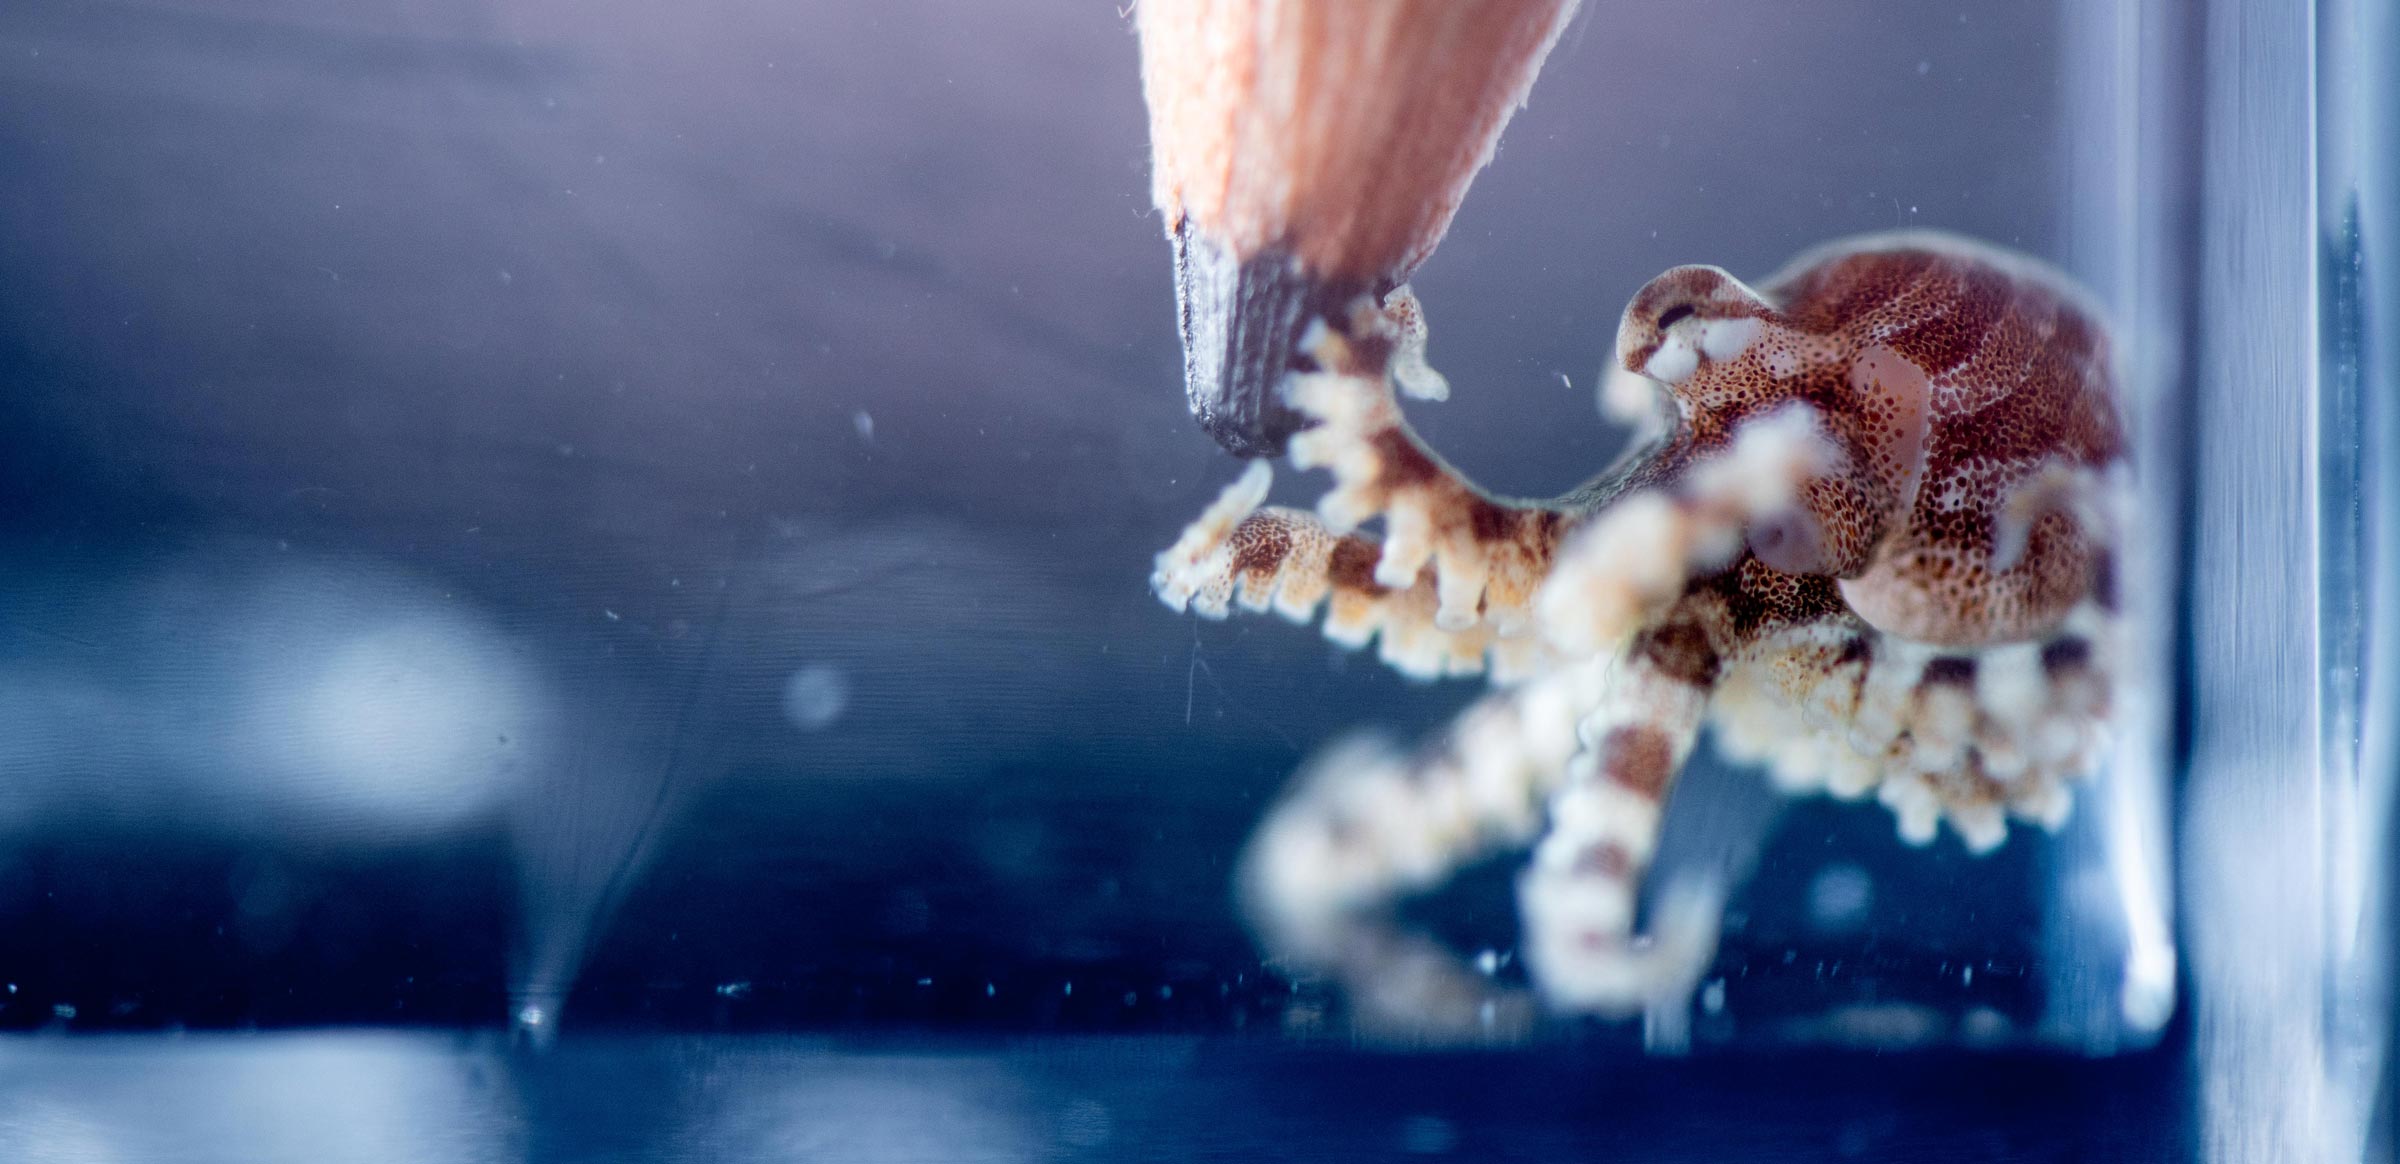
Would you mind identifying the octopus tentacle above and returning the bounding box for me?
[1709,595,2118,851]
[1535,403,1841,656]
[1237,655,1607,1041]
[1153,287,1575,681]
[1284,296,1569,636]
[1379,284,1451,404]
[1518,628,1721,1015]
[1150,464,1552,681]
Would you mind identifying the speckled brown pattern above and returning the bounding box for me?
[1616,233,2122,646]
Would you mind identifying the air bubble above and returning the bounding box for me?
[1807,862,1875,933]
[782,663,850,731]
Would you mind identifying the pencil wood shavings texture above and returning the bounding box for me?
[1152,232,2129,1041]
[1136,0,1579,456]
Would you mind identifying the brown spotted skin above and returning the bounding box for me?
[1614,233,2123,647]
[1597,725,1676,799]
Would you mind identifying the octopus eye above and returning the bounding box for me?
[1654,303,1696,331]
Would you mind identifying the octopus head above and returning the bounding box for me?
[1613,265,1780,394]
[1605,266,1856,577]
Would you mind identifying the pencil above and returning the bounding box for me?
[1136,0,1580,458]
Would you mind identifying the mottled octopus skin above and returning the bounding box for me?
[1619,237,2122,645]
[1151,231,2125,1041]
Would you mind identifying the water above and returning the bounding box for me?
[0,0,2389,1160]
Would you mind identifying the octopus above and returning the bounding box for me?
[1152,231,2126,1041]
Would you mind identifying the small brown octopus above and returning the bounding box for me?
[1154,231,2126,1039]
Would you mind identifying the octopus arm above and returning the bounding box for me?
[1154,290,1578,681]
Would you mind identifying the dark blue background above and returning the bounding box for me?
[0,1,2194,1159]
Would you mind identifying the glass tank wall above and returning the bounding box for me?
[0,0,2388,1161]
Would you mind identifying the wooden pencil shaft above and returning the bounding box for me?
[1138,0,1578,285]
[1139,0,1576,456]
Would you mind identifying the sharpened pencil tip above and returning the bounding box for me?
[1172,219,1360,459]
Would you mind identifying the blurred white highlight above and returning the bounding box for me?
[0,548,550,841]
[1805,863,1874,933]
[240,611,535,831]
[691,1057,1037,1163]
[0,1034,518,1164]
[781,662,850,731]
